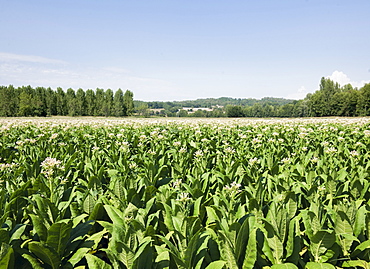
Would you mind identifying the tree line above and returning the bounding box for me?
[0,85,134,117]
[160,77,370,118]
[234,77,370,118]
[1,77,370,117]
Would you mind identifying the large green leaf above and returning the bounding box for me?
[30,214,48,242]
[263,221,284,264]
[334,211,354,256]
[46,219,73,256]
[85,253,112,269]
[242,228,257,269]
[310,230,336,263]
[0,243,14,269]
[205,260,226,269]
[271,263,299,269]
[28,241,60,269]
[305,262,336,269]
[342,260,370,269]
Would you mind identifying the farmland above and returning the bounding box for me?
[1,117,370,268]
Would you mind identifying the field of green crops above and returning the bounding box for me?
[1,117,370,269]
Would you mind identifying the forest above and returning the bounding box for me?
[0,77,370,117]
[0,86,134,117]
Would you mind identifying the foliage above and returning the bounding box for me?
[1,117,370,268]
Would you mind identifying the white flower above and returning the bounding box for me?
[310,157,319,163]
[252,138,262,144]
[324,147,337,154]
[224,147,236,154]
[350,150,359,157]
[248,157,259,165]
[321,141,330,147]
[41,157,63,178]
[194,150,203,158]
[318,185,326,192]
[41,157,63,170]
[224,181,242,194]
[50,133,59,139]
[173,141,181,147]
[176,192,191,202]
[179,147,187,154]
[0,162,18,171]
[171,178,182,188]
[129,162,138,169]
[281,157,291,164]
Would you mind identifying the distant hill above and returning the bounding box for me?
[143,96,294,109]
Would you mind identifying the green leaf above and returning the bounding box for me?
[263,221,284,264]
[310,230,336,263]
[156,234,186,268]
[205,260,226,269]
[242,228,257,269]
[0,243,14,269]
[216,231,238,269]
[305,262,336,269]
[21,253,44,269]
[9,224,27,243]
[83,193,96,215]
[354,205,367,237]
[29,214,48,242]
[85,253,112,269]
[67,229,107,267]
[342,260,370,269]
[46,219,73,256]
[28,241,60,269]
[271,263,299,269]
[205,206,221,225]
[235,214,254,263]
[334,211,354,256]
[355,239,370,252]
[132,238,154,269]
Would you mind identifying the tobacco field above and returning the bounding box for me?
[1,118,370,269]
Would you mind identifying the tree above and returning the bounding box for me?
[358,83,370,116]
[18,90,33,116]
[103,89,114,117]
[66,88,77,116]
[85,89,96,116]
[95,88,105,116]
[75,88,86,116]
[0,85,18,116]
[56,87,67,116]
[137,102,149,117]
[33,87,47,116]
[123,90,134,116]
[113,89,124,117]
[45,87,57,116]
[225,105,244,117]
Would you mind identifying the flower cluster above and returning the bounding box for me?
[176,192,191,202]
[224,181,242,195]
[40,157,64,178]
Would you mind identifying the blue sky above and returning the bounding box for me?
[0,0,369,101]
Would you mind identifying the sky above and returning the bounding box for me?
[0,0,369,101]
